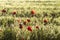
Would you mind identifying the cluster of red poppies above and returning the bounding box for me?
[18,18,48,32]
[1,9,48,32]
[18,19,32,32]
[19,24,39,32]
[1,9,16,15]
[1,9,36,16]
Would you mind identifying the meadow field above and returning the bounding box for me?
[0,0,60,40]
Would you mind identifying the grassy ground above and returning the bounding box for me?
[0,0,60,40]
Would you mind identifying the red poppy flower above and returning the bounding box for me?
[19,24,23,29]
[27,26,32,32]
[44,19,48,23]
[27,19,30,22]
[36,26,39,29]
[31,10,35,15]
[12,11,16,15]
[23,21,27,25]
[12,10,17,15]
[2,9,6,13]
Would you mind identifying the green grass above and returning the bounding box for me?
[0,0,60,40]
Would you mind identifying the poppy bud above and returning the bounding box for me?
[43,19,48,25]
[19,24,23,29]
[36,26,39,29]
[44,19,48,23]
[27,19,30,22]
[23,21,27,25]
[12,11,16,15]
[31,10,35,15]
[12,10,17,15]
[2,9,6,13]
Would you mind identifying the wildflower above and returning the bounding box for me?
[27,19,30,22]
[27,26,32,32]
[23,21,27,25]
[43,19,48,25]
[44,19,48,23]
[36,26,39,29]
[19,24,23,29]
[2,9,6,13]
[31,10,35,15]
[12,10,16,15]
